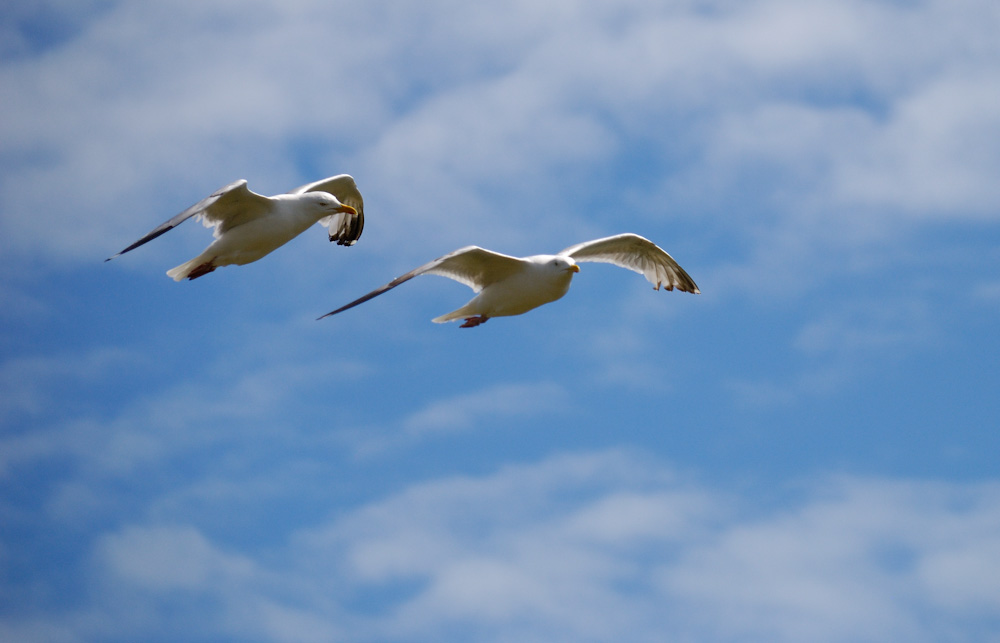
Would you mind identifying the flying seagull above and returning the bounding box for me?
[319,233,699,327]
[106,174,365,280]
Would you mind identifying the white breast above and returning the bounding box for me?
[477,262,575,317]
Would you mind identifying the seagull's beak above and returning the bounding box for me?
[568,264,580,273]
[339,204,358,215]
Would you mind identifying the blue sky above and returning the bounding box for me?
[2,0,1000,640]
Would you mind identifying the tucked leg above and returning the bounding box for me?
[187,262,217,280]
[460,316,489,328]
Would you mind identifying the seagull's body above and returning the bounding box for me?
[432,253,580,325]
[107,174,364,280]
[319,233,699,327]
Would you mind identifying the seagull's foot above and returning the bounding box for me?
[460,316,489,328]
[187,262,217,280]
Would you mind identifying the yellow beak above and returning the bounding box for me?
[339,204,358,215]
[569,264,580,273]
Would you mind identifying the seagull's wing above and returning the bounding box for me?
[318,246,525,320]
[106,180,271,260]
[559,233,700,293]
[288,174,365,246]
[196,180,274,236]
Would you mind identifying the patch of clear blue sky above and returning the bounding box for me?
[1,1,111,58]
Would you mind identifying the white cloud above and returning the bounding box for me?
[0,346,136,420]
[726,296,937,407]
[793,297,933,355]
[658,477,1000,641]
[974,279,1000,304]
[339,380,571,457]
[833,72,1000,216]
[402,381,569,437]
[0,621,78,643]
[2,3,998,642]
[98,524,255,591]
[0,341,369,478]
[291,458,1000,642]
[13,451,990,642]
[4,0,998,277]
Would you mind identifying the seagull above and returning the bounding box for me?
[106,174,364,280]
[319,233,699,327]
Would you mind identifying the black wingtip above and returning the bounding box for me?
[329,211,364,246]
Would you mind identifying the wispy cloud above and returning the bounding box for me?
[5,450,995,642]
[0,341,370,478]
[340,380,570,456]
[0,346,136,421]
[402,381,569,437]
[4,0,998,274]
[2,2,999,642]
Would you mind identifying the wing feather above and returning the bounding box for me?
[105,180,272,260]
[289,174,365,246]
[197,181,274,236]
[318,246,525,320]
[559,233,700,294]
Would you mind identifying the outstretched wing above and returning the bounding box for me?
[289,174,365,246]
[106,179,271,260]
[318,246,525,320]
[559,233,700,293]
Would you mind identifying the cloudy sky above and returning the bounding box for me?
[2,0,1000,640]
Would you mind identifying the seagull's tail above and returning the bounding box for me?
[432,303,477,324]
[167,254,215,281]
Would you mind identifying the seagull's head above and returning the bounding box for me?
[547,255,580,275]
[302,191,358,216]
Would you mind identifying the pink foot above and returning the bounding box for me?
[460,316,489,328]
[187,262,217,280]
